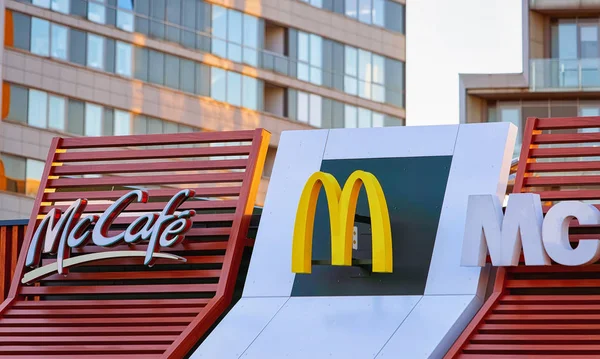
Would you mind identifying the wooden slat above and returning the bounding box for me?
[537,189,600,201]
[11,298,210,309]
[0,355,160,359]
[528,161,600,172]
[532,132,600,144]
[41,254,224,266]
[529,147,600,158]
[42,269,221,281]
[524,175,600,186]
[19,283,218,295]
[506,279,600,288]
[0,317,195,325]
[479,323,600,333]
[494,304,600,313]
[0,335,178,343]
[43,187,242,202]
[55,146,252,162]
[0,344,168,354]
[0,325,187,335]
[109,212,234,225]
[486,313,600,322]
[4,307,205,317]
[464,343,600,353]
[59,131,255,148]
[471,333,600,343]
[70,241,228,254]
[47,172,245,188]
[52,159,248,175]
[534,116,600,130]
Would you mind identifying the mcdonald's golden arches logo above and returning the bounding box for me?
[291,170,393,274]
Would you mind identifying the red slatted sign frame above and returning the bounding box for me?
[445,116,600,358]
[0,129,270,359]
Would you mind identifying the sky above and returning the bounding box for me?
[406,0,523,125]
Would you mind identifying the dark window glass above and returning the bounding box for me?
[385,58,404,108]
[133,114,147,134]
[182,0,196,29]
[6,84,28,123]
[180,59,195,93]
[147,117,163,134]
[195,63,210,97]
[164,54,180,89]
[385,1,405,34]
[166,25,180,43]
[67,99,85,135]
[105,38,116,73]
[134,46,148,81]
[287,88,297,121]
[321,97,333,128]
[384,115,404,126]
[332,41,345,91]
[332,100,345,128]
[69,28,87,66]
[322,39,333,88]
[103,108,114,135]
[106,4,117,27]
[151,0,166,20]
[333,0,345,13]
[196,1,210,33]
[196,33,210,52]
[150,20,165,39]
[148,50,165,85]
[134,0,150,16]
[182,30,195,49]
[12,12,31,51]
[135,16,149,35]
[167,0,181,24]
[70,0,87,18]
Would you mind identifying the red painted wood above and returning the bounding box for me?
[0,129,270,358]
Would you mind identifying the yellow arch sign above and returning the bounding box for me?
[292,170,393,274]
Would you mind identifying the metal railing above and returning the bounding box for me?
[530,58,600,91]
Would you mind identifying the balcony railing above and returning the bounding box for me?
[530,58,600,91]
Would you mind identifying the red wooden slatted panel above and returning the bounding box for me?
[0,129,270,358]
[0,223,25,303]
[445,116,600,359]
[55,145,252,162]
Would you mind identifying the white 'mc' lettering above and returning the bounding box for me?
[461,194,549,267]
[542,201,600,266]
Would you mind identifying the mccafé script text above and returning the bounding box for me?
[25,189,197,277]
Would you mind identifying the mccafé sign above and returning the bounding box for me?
[291,170,393,274]
[462,193,600,267]
[23,189,196,284]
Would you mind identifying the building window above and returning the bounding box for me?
[298,32,322,85]
[87,33,105,70]
[300,0,323,8]
[373,0,384,27]
[30,18,50,57]
[85,103,103,136]
[48,95,66,132]
[0,153,45,198]
[32,0,51,8]
[344,105,357,128]
[242,75,258,110]
[114,110,131,135]
[6,84,28,124]
[88,0,106,24]
[117,0,135,32]
[297,91,322,127]
[344,47,386,102]
[115,41,132,77]
[50,23,68,60]
[211,5,259,66]
[345,0,358,18]
[344,46,358,95]
[28,90,48,129]
[499,107,522,156]
[211,67,227,103]
[227,71,242,107]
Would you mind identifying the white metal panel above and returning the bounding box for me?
[424,123,516,295]
[323,125,459,160]
[376,295,482,359]
[190,297,289,359]
[243,130,329,297]
[241,296,422,359]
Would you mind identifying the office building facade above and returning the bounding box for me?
[0,0,406,219]
[461,0,600,157]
